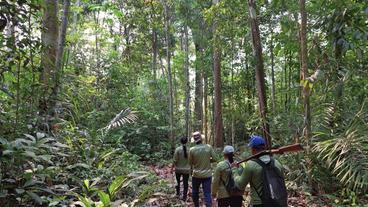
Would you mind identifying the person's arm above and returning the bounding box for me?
[211,164,221,197]
[173,148,178,166]
[210,146,217,163]
[234,162,252,190]
[188,148,193,166]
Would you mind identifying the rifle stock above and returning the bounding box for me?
[237,143,303,165]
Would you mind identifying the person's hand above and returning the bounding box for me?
[231,162,239,168]
[212,195,217,206]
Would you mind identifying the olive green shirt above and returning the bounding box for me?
[188,143,217,178]
[234,155,284,205]
[173,145,191,174]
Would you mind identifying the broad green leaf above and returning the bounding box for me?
[67,163,91,170]
[83,179,90,191]
[97,190,111,206]
[38,155,53,164]
[3,150,14,155]
[15,188,25,194]
[24,134,36,142]
[26,191,43,205]
[22,151,37,159]
[108,176,126,199]
[23,179,44,187]
[78,195,93,207]
[36,132,46,139]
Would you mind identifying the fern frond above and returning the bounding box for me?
[103,108,138,132]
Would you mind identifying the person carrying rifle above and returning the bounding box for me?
[212,145,243,207]
[173,136,190,200]
[234,135,287,207]
[189,131,217,207]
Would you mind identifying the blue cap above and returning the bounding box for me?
[248,135,266,147]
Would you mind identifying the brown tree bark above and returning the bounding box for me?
[51,0,70,105]
[40,0,59,115]
[163,0,174,148]
[203,71,208,143]
[270,29,276,114]
[152,29,158,78]
[194,42,203,132]
[299,0,313,189]
[248,0,271,148]
[184,7,190,138]
[213,0,223,148]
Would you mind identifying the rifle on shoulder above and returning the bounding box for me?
[237,143,303,165]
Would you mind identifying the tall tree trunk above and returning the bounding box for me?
[194,42,203,132]
[284,51,288,111]
[333,34,344,128]
[248,0,270,148]
[163,0,174,148]
[51,0,70,107]
[213,0,223,148]
[29,7,36,112]
[184,6,190,138]
[40,0,59,116]
[152,29,158,79]
[203,72,208,143]
[230,51,235,146]
[270,29,276,114]
[288,52,292,111]
[299,0,313,189]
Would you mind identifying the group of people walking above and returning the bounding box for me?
[173,132,286,207]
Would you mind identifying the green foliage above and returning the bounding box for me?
[0,0,367,205]
[101,108,138,135]
[73,172,148,207]
[0,133,70,205]
[313,100,368,192]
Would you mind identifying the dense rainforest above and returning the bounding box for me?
[0,0,367,206]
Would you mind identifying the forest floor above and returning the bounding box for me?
[145,165,334,207]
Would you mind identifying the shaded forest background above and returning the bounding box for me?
[0,0,367,206]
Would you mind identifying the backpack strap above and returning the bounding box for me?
[250,158,265,199]
[220,161,232,186]
[254,158,283,177]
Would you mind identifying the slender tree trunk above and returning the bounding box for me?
[231,56,235,146]
[213,0,223,148]
[152,29,158,79]
[203,70,209,143]
[16,52,21,128]
[29,7,36,112]
[333,34,344,127]
[40,0,59,116]
[248,0,271,148]
[270,29,276,114]
[184,7,190,138]
[149,0,158,79]
[299,0,313,189]
[194,42,203,132]
[288,52,292,111]
[284,51,288,111]
[51,0,70,106]
[163,0,174,148]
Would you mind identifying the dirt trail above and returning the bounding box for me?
[146,165,331,207]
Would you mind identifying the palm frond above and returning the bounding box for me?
[313,100,368,192]
[103,108,138,132]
